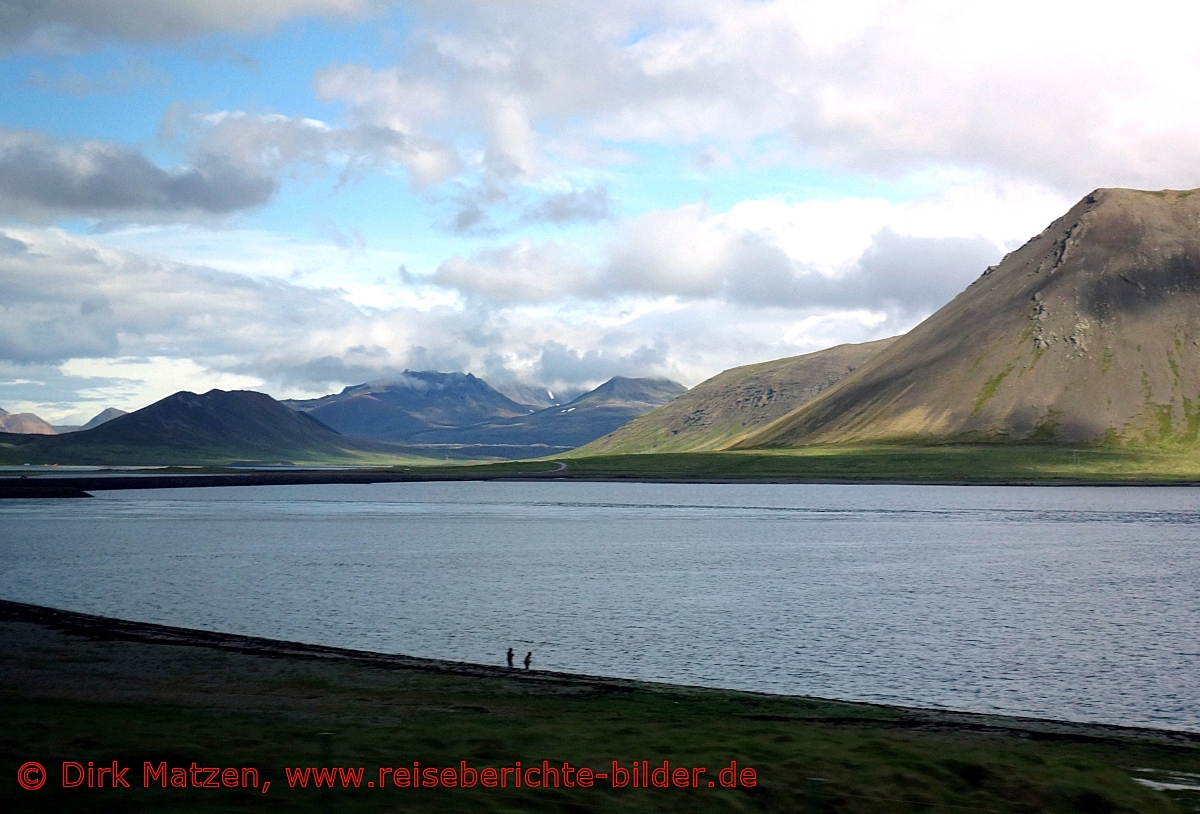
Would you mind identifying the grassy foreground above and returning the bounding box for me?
[7,446,1200,498]
[547,446,1200,483]
[2,602,1198,813]
[6,445,1200,487]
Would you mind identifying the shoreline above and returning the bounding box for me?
[3,598,1196,745]
[6,468,1200,498]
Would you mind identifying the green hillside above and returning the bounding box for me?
[576,340,893,455]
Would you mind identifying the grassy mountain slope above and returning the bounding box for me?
[738,188,1200,449]
[577,339,894,455]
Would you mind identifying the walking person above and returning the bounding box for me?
[506,647,514,668]
[523,651,532,670]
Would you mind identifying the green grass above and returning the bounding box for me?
[971,363,1015,417]
[4,615,1198,814]
[8,444,1200,486]
[0,438,475,468]
[503,446,1200,484]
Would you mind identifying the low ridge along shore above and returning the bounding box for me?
[2,599,1199,812]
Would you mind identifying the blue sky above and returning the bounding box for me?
[2,1,1199,423]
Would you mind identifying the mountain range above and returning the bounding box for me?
[0,389,413,466]
[408,377,686,451]
[7,187,1196,468]
[0,406,126,435]
[283,372,685,456]
[282,372,534,442]
[0,375,686,465]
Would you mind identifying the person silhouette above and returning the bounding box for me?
[523,651,532,670]
[506,647,514,668]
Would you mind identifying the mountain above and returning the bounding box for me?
[410,377,687,452]
[283,371,533,442]
[53,407,130,434]
[0,389,423,465]
[578,339,895,454]
[0,408,57,435]
[280,371,671,455]
[79,407,128,431]
[738,188,1200,448]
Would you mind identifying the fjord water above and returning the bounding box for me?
[2,482,1197,731]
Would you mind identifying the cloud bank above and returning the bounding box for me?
[309,1,1200,197]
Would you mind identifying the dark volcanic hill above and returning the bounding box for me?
[410,377,686,452]
[738,188,1200,448]
[81,389,345,451]
[577,339,895,454]
[283,371,533,442]
[0,389,417,465]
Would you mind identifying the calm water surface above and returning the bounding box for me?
[1,482,1197,731]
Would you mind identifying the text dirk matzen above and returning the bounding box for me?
[17,759,757,793]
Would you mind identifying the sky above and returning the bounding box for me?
[3,1,1200,423]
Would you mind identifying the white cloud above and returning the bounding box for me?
[722,198,895,269]
[434,239,592,304]
[96,224,455,311]
[432,181,1065,312]
[313,1,1200,198]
